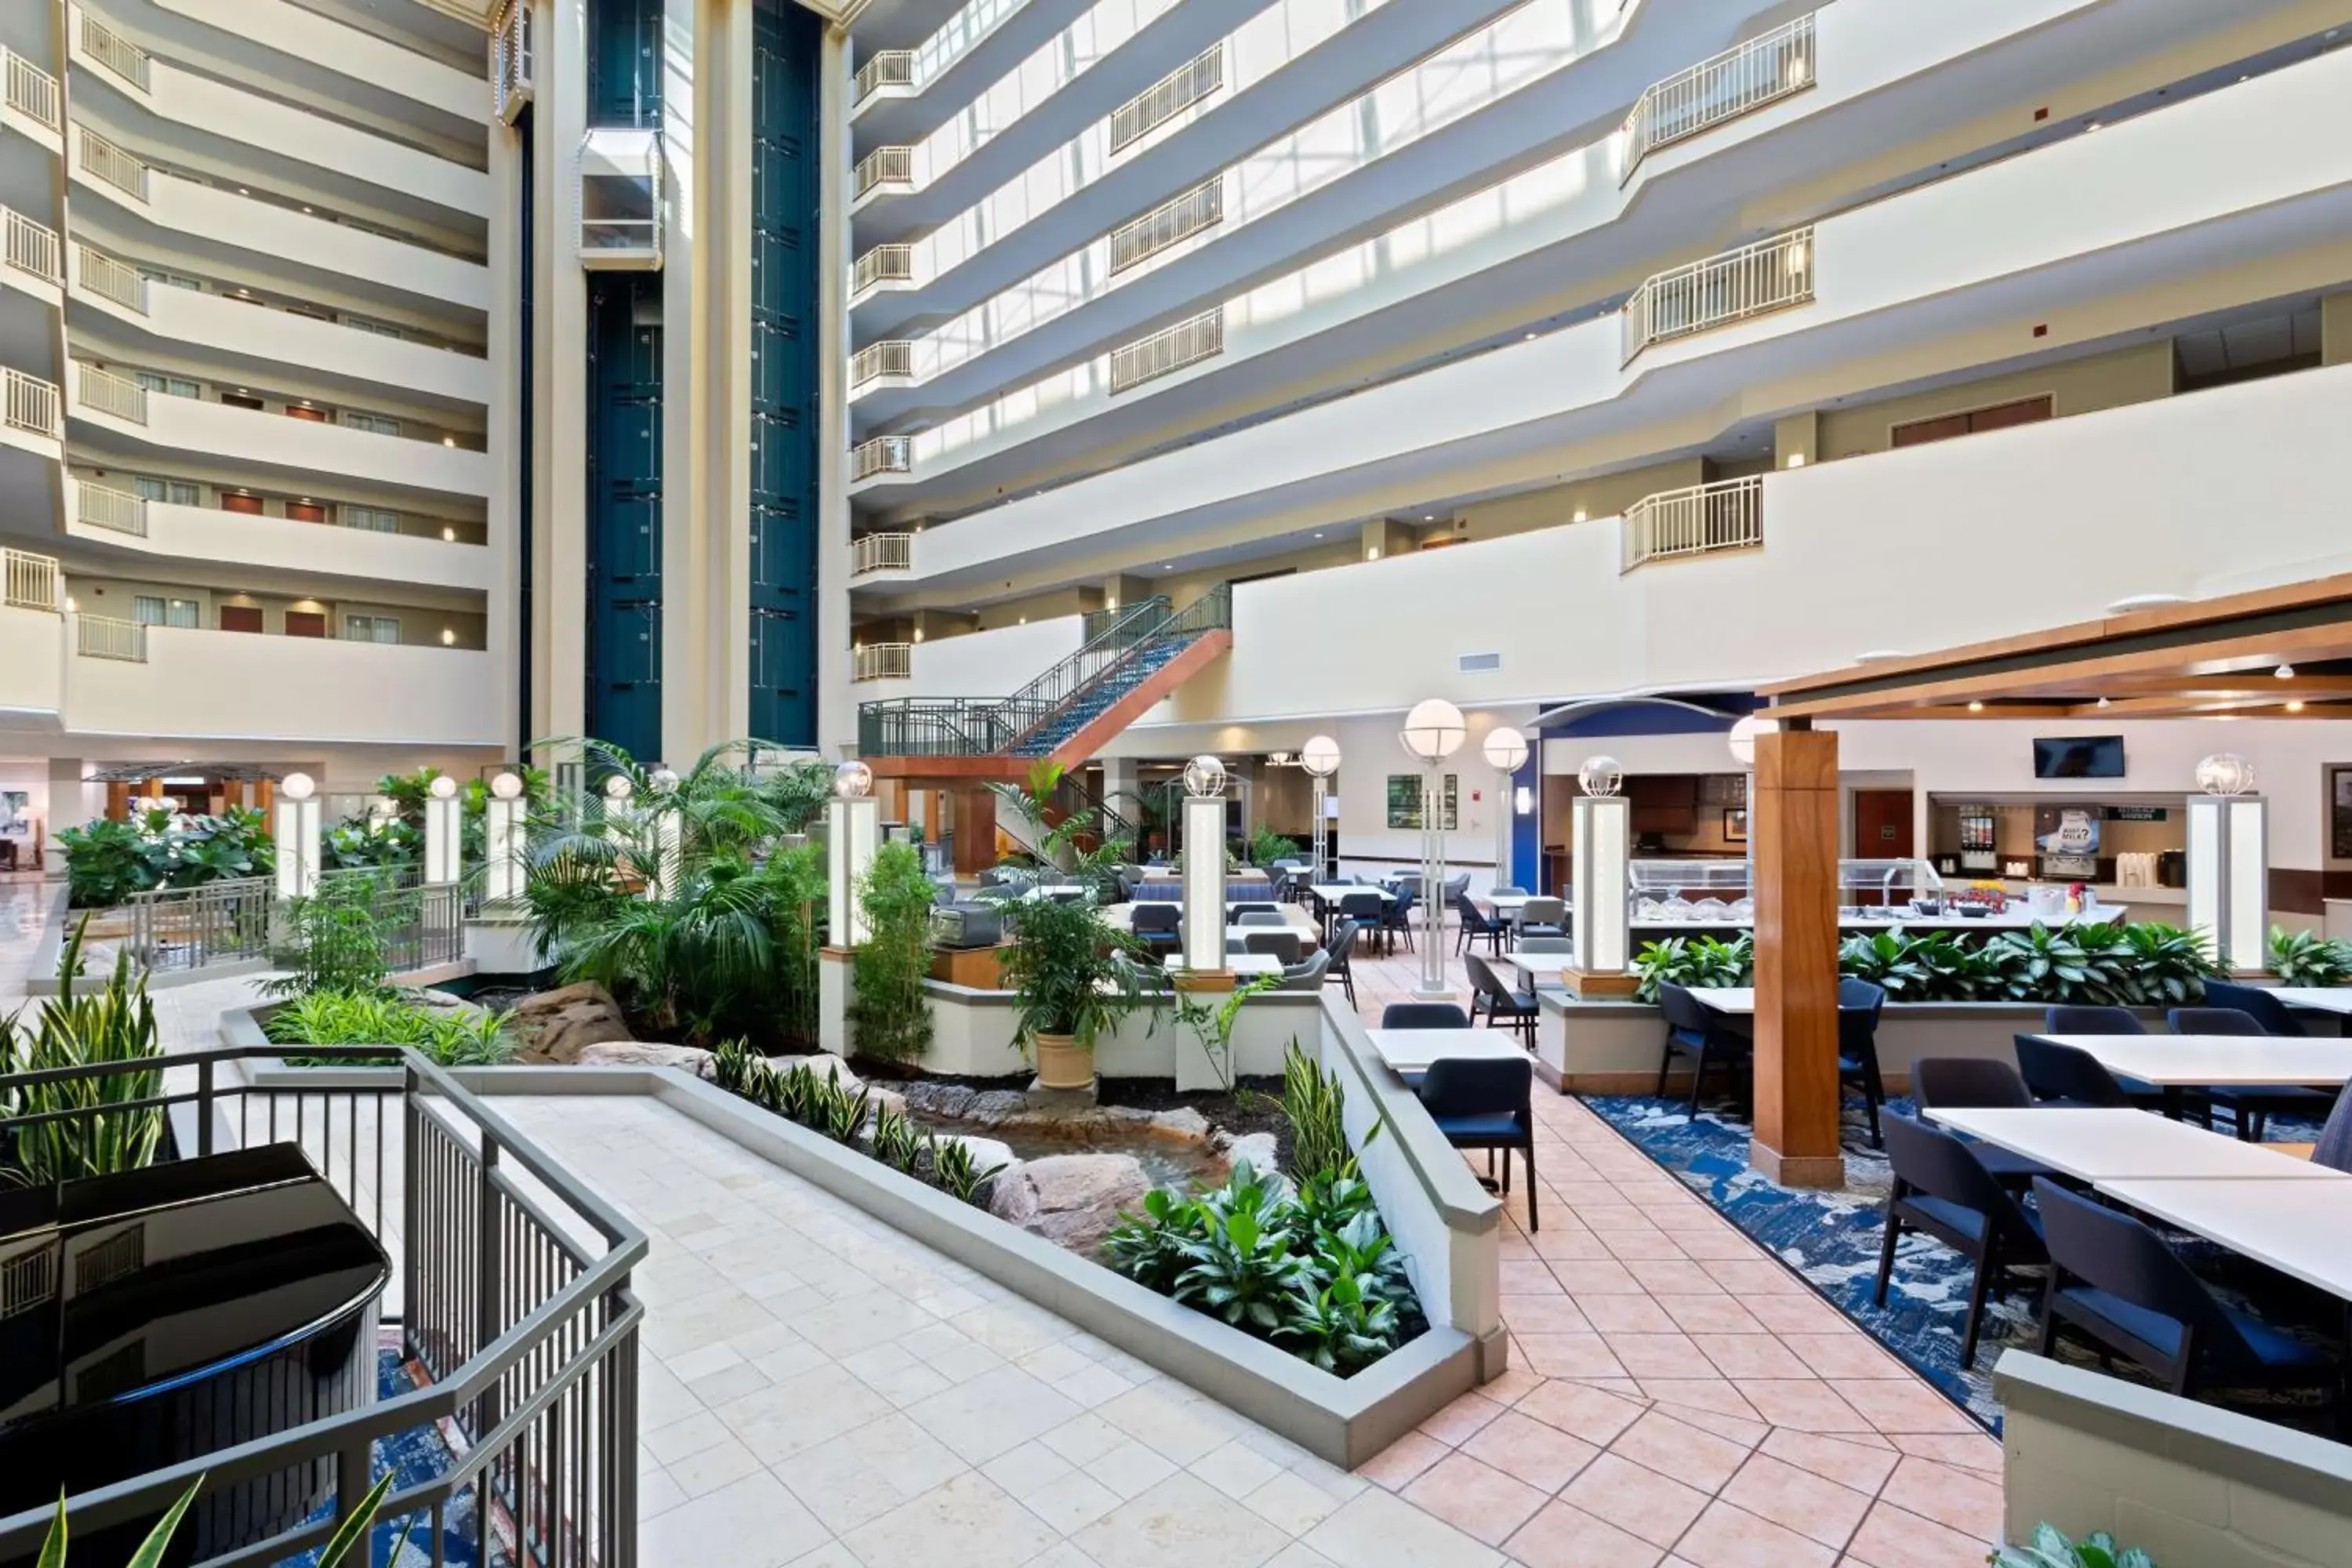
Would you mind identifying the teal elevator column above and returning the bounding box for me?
[586,279,662,762]
[749,0,821,746]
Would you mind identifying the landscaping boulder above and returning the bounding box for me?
[1221,1131,1280,1178]
[574,1041,717,1080]
[507,982,633,1064]
[988,1152,1151,1254]
[942,1134,1016,1179]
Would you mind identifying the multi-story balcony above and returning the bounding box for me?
[68,477,493,592]
[1,48,64,154]
[1,366,62,458]
[851,532,916,577]
[82,0,486,125]
[0,207,61,307]
[845,0,1112,148]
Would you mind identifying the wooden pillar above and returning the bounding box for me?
[105,782,129,822]
[952,784,995,877]
[255,776,274,822]
[1751,724,1844,1189]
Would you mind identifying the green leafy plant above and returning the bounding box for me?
[2107,921,2220,1006]
[1171,974,1279,1091]
[1631,934,1755,1002]
[2270,927,2352,988]
[1281,1039,1353,1179]
[848,841,937,1067]
[868,1099,923,1174]
[1991,1523,2154,1568]
[37,1467,405,1568]
[3,920,165,1188]
[56,806,277,908]
[996,894,1146,1054]
[263,874,395,1000]
[926,1133,1007,1204]
[989,759,1098,872]
[1102,1186,1207,1292]
[1246,827,1301,871]
[265,989,514,1069]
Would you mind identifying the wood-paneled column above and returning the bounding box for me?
[1751,724,1844,1188]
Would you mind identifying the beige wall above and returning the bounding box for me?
[69,575,486,648]
[1817,341,2175,459]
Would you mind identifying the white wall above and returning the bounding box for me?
[136,173,489,310]
[0,606,64,720]
[150,0,487,122]
[898,615,1084,699]
[67,488,495,593]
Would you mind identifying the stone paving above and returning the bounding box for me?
[0,887,2005,1565]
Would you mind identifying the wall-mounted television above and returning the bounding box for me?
[2033,735,2125,780]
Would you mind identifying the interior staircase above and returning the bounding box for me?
[858,585,1232,779]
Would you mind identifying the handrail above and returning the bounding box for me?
[1623,14,1814,185]
[855,145,913,198]
[3,208,60,283]
[1621,226,1813,364]
[3,49,61,132]
[851,532,913,574]
[78,125,151,201]
[853,243,914,294]
[853,49,915,103]
[851,434,913,480]
[75,362,150,423]
[76,613,147,660]
[1109,42,1224,155]
[77,481,148,536]
[1004,584,1229,755]
[1109,176,1223,274]
[492,0,534,122]
[1110,308,1224,394]
[853,642,913,681]
[2,546,58,612]
[1621,474,1764,570]
[81,12,152,92]
[74,241,147,311]
[851,339,914,387]
[2,366,60,440]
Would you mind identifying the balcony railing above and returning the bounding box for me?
[1624,14,1815,185]
[1109,43,1225,155]
[75,363,148,424]
[853,642,914,681]
[853,243,915,295]
[2,548,58,612]
[1109,307,1224,394]
[854,49,915,104]
[77,482,147,536]
[77,613,147,661]
[851,434,913,481]
[81,13,152,92]
[78,125,151,201]
[851,340,914,387]
[2,367,59,441]
[1109,177,1224,275]
[3,49,60,132]
[852,532,914,575]
[1621,226,1813,364]
[854,146,913,198]
[1621,475,1763,570]
[2,208,59,285]
[74,241,147,312]
[492,0,534,122]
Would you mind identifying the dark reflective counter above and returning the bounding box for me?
[0,1143,390,1560]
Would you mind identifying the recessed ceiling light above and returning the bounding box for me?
[1422,514,1434,521]
[2096,696,2112,709]
[238,187,250,195]
[1523,332,1537,341]
[1162,563,1173,570]
[2287,700,2306,713]
[1967,700,1985,713]
[2275,663,2296,679]
[1312,532,1322,539]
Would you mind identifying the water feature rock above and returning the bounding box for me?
[1147,1107,1211,1141]
[1222,1131,1280,1176]
[989,1153,1151,1254]
[575,1041,718,1080]
[942,1134,1016,1178]
[964,1088,1036,1127]
[902,1081,980,1120]
[508,982,633,1064]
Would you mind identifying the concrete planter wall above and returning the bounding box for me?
[918,980,1326,1089]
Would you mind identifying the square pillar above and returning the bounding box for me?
[424,795,463,885]
[2186,791,2267,975]
[274,798,322,900]
[828,795,880,948]
[1751,726,1843,1189]
[1566,794,1635,997]
[1181,794,1228,973]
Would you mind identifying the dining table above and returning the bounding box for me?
[2098,1177,2352,1305]
[1501,950,1577,985]
[1365,1026,1530,1076]
[1690,987,1756,1015]
[1919,1105,2349,1183]
[1162,953,1285,976]
[2265,988,2352,1034]
[2026,1033,2352,1118]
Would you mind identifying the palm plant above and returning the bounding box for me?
[848,841,937,1067]
[996,895,1145,1053]
[989,760,1094,872]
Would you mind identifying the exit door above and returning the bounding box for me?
[1853,789,1915,902]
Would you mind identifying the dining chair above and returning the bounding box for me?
[1244,929,1305,964]
[2013,1034,2134,1108]
[1516,935,1573,954]
[1381,884,1419,955]
[1911,1057,2058,1189]
[1464,953,1538,1045]
[1129,902,1181,954]
[1232,902,1283,919]
[1874,1112,2048,1367]
[1657,982,1753,1115]
[1324,918,1360,1007]
[1517,896,1567,940]
[1490,884,1525,898]
[1838,977,1889,1149]
[1236,909,1289,927]
[1453,890,1508,956]
[1419,1054,1536,1230]
[2200,979,2303,1036]
[2168,1006,2334,1142]
[2313,1087,2352,1173]
[1280,949,1330,992]
[1381,1000,1472,1029]
[2034,1178,2341,1409]
[1339,891,1388,956]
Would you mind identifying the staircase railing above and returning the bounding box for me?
[1004,583,1231,756]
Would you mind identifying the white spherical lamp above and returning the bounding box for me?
[1181,753,1227,800]
[429,774,459,800]
[1399,698,1467,761]
[280,771,314,801]
[833,759,874,800]
[1577,755,1624,797]
[649,766,680,791]
[1301,735,1341,778]
[604,774,633,801]
[2194,753,2255,797]
[1482,724,1529,772]
[489,771,525,801]
[1727,714,1774,768]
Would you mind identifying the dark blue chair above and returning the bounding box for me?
[1874,1112,2048,1367]
[2039,1005,2200,1121]
[2201,980,2303,1036]
[1129,902,1181,955]
[1324,918,1360,1007]
[2034,1178,2341,1408]
[1420,1054,1536,1230]
[1381,1001,1472,1030]
[1465,953,1537,1045]
[2015,1034,2134,1109]
[2314,1087,2352,1174]
[1838,978,1889,1149]
[1657,982,1752,1115]
[2169,1006,2336,1142]
[1453,890,1508,956]
[1381,884,1418,955]
[1912,1058,2059,1190]
[1338,891,1386,953]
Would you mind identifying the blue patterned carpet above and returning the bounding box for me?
[287,1346,477,1568]
[1583,1093,2339,1435]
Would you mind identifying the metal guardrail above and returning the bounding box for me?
[1109,176,1224,274]
[78,125,151,201]
[77,613,147,661]
[852,642,913,682]
[1623,14,1815,185]
[75,241,147,311]
[81,12,152,91]
[853,243,914,294]
[4,49,60,131]
[76,362,150,423]
[315,867,468,973]
[3,207,60,283]
[1108,43,1224,154]
[1080,593,1167,642]
[851,340,913,387]
[854,145,913,198]
[77,481,147,536]
[0,1045,644,1568]
[125,876,274,972]
[3,546,58,612]
[492,0,534,122]
[854,49,915,103]
[851,434,913,481]
[3,365,60,440]
[1109,307,1224,394]
[851,532,914,575]
[1621,474,1764,570]
[1621,226,1813,364]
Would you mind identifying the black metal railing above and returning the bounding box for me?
[0,1046,644,1566]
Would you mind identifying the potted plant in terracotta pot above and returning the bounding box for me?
[1000,891,1144,1090]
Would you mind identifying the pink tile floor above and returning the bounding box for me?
[1341,931,2002,1567]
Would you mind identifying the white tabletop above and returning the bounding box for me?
[1366,1027,1530,1074]
[1020,884,1091,902]
[1486,894,1534,912]
[1690,987,1755,1014]
[1163,953,1285,975]
[1921,1106,2347,1182]
[2267,988,2352,1016]
[1311,885,1395,903]
[2032,1034,2352,1087]
[1225,924,1315,946]
[2099,1178,2352,1301]
[1502,951,1577,978]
